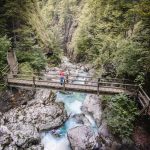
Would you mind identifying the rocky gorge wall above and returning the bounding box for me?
[24,0,86,58]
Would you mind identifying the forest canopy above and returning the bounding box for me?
[0,0,150,87]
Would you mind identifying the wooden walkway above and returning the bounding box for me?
[6,72,138,93]
[7,50,18,74]
[1,49,150,115]
[7,78,131,95]
[6,73,150,115]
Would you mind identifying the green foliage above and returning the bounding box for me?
[19,62,33,75]
[30,52,46,72]
[0,1,7,35]
[113,39,143,76]
[134,72,145,87]
[47,54,61,67]
[102,94,139,140]
[73,0,150,83]
[0,0,150,84]
[0,0,62,66]
[0,36,10,91]
[16,50,46,73]
[0,36,10,70]
[22,0,62,52]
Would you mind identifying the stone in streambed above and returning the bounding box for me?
[67,125,99,150]
[99,121,110,138]
[72,114,91,126]
[26,144,44,150]
[82,94,102,127]
[8,123,40,148]
[0,126,12,148]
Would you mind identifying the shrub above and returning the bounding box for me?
[0,36,10,91]
[46,53,61,66]
[0,36,10,70]
[16,50,46,73]
[102,94,139,140]
[19,62,33,75]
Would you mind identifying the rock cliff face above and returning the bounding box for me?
[42,0,85,57]
[0,90,67,149]
[55,0,85,57]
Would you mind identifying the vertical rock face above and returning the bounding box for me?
[82,94,102,127]
[60,0,84,57]
[67,125,99,150]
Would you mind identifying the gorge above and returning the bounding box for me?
[0,0,150,149]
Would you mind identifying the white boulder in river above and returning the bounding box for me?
[82,94,102,127]
[0,90,67,149]
[67,125,99,150]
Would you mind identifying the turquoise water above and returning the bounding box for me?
[42,69,98,150]
[56,92,86,115]
[42,91,88,150]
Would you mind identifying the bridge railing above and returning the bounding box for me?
[7,72,150,115]
[10,72,132,81]
[14,70,132,82]
[138,87,150,114]
[0,65,10,76]
[0,65,10,88]
[8,73,138,92]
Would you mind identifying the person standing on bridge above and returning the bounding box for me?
[59,70,65,85]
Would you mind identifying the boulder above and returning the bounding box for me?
[72,114,91,126]
[99,121,110,138]
[0,133,12,149]
[82,94,102,127]
[67,125,99,150]
[0,126,13,149]
[2,144,18,150]
[3,91,67,132]
[26,144,44,150]
[0,124,40,149]
[8,123,40,148]
[1,89,67,149]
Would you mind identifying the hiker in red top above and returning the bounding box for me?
[59,70,65,85]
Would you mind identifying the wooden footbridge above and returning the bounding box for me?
[0,50,150,115]
[6,74,136,94]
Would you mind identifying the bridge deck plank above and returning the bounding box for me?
[10,77,150,111]
[7,78,130,95]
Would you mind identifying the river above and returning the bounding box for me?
[41,62,99,150]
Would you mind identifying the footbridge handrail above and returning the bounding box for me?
[6,71,150,115]
[8,74,137,86]
[0,65,10,76]
[12,72,133,83]
[7,73,138,93]
[138,86,150,114]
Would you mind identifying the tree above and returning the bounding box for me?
[102,94,138,140]
[0,36,10,70]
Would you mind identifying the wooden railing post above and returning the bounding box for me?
[63,79,66,91]
[5,75,8,87]
[66,74,69,84]
[136,86,140,99]
[97,78,100,95]
[33,76,36,88]
[146,101,150,114]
